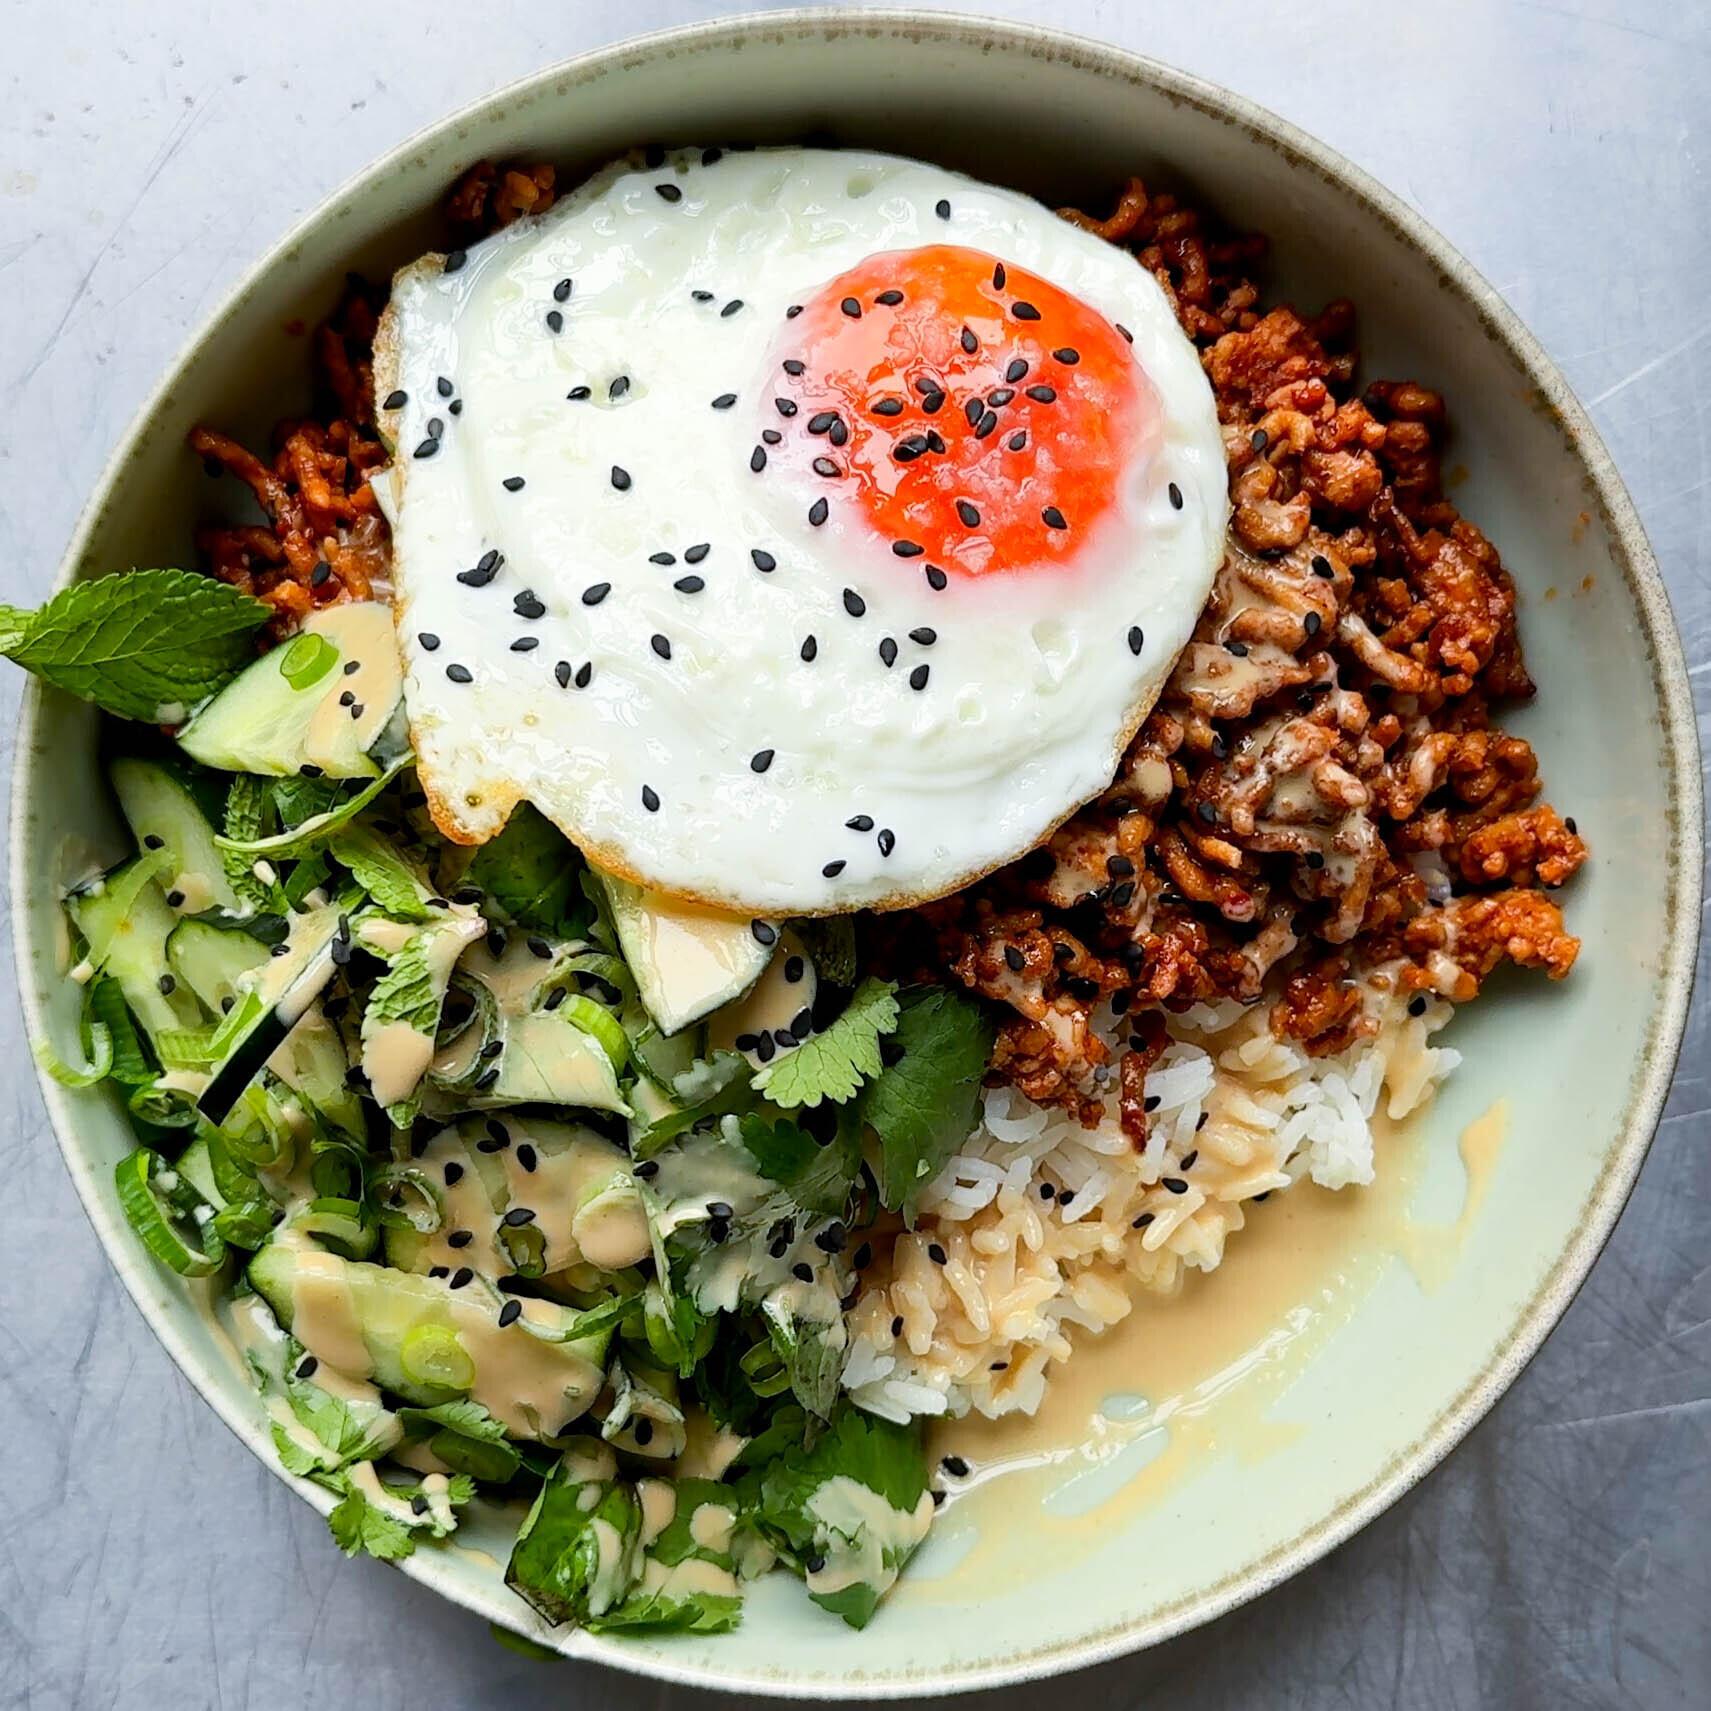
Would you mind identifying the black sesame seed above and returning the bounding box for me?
[786,303,803,318]
[755,1032,776,1063]
[808,411,839,435]
[922,390,946,413]
[498,1300,522,1327]
[674,575,705,594]
[633,1158,660,1180]
[775,396,799,418]
[567,385,591,401]
[800,634,817,661]
[1225,639,1249,657]
[925,566,948,591]
[650,633,672,660]
[650,551,677,566]
[611,465,632,491]
[975,409,998,437]
[874,288,905,307]
[655,181,682,202]
[554,277,573,302]
[987,387,1014,406]
[502,475,526,492]
[1168,481,1184,510]
[1251,428,1269,452]
[750,445,768,472]
[574,662,592,689]
[964,396,984,429]
[1116,323,1134,343]
[1052,347,1080,365]
[382,389,407,410]
[310,560,331,588]
[509,637,538,653]
[449,1267,474,1289]
[960,326,978,355]
[1163,1178,1189,1195]
[143,834,165,850]
[721,299,743,318]
[956,500,980,528]
[1008,430,1028,452]
[808,497,829,526]
[872,398,904,417]
[935,198,951,219]
[878,636,898,668]
[501,1206,537,1228]
[157,972,177,995]
[581,582,610,606]
[1012,301,1040,321]
[1304,610,1323,637]
[1132,1212,1156,1229]
[893,540,924,558]
[813,456,840,478]
[1004,945,1025,972]
[712,392,737,410]
[1128,626,1145,656]
[821,858,846,878]
[514,594,546,619]
[846,814,875,832]
[928,1242,948,1265]
[783,358,807,376]
[877,828,895,857]
[942,1453,970,1477]
[641,785,660,813]
[545,309,563,333]
[447,1229,473,1249]
[762,429,782,446]
[1196,801,1217,826]
[1408,995,1429,1017]
[926,429,945,452]
[1026,384,1057,404]
[1312,554,1334,579]
[412,438,439,460]
[446,663,472,683]
[448,399,463,416]
[751,749,775,773]
[752,548,777,572]
[633,1416,655,1446]
[841,297,862,319]
[444,249,467,273]
[843,589,867,617]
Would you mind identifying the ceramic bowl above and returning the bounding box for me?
[11,9,1701,1699]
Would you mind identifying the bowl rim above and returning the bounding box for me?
[10,6,1703,1698]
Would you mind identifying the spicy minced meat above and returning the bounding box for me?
[186,160,1585,1136]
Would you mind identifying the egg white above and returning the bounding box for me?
[375,147,1227,914]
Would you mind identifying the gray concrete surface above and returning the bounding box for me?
[1,2,1706,1706]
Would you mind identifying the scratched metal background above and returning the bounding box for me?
[1,3,1705,1707]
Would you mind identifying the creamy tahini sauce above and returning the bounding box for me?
[706,928,816,1065]
[804,1477,936,1599]
[915,1104,1507,1599]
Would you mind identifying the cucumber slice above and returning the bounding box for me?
[176,602,401,779]
[196,905,344,1124]
[67,859,205,1043]
[594,870,772,1036]
[166,918,268,1012]
[248,1237,610,1433]
[110,757,241,916]
[483,1014,630,1114]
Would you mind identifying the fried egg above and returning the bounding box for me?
[374,147,1226,914]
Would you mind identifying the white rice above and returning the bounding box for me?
[843,966,1460,1424]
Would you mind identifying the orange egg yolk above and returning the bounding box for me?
[761,244,1150,580]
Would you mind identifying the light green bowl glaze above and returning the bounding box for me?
[10,10,1701,1699]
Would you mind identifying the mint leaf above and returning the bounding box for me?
[752,978,899,1108]
[218,754,413,858]
[859,985,996,1217]
[468,803,587,933]
[359,914,483,1121]
[331,824,431,920]
[220,775,283,913]
[0,570,268,722]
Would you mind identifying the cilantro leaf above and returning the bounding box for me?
[858,984,996,1216]
[0,569,268,722]
[737,1110,860,1217]
[468,803,587,934]
[327,1484,418,1561]
[747,1401,930,1628]
[761,1283,847,1420]
[397,1398,522,1483]
[752,977,899,1108]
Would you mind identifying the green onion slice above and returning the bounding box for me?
[34,1022,114,1088]
[114,1147,227,1276]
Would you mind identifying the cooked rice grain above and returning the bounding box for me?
[844,969,1458,1423]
